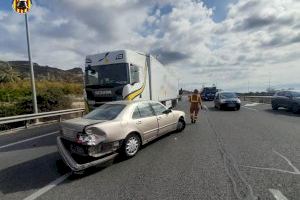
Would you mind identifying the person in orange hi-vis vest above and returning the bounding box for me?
[188,89,203,123]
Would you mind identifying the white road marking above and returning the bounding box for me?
[244,103,261,107]
[23,173,71,200]
[240,165,300,175]
[273,150,300,174]
[269,189,289,200]
[242,106,258,111]
[0,131,59,149]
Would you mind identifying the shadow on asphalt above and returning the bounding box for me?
[0,136,56,153]
[207,106,238,112]
[0,152,62,194]
[265,108,300,117]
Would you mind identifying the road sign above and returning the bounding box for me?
[12,0,32,14]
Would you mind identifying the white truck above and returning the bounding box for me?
[84,49,179,109]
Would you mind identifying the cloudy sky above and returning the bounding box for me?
[0,0,300,92]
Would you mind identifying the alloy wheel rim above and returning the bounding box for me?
[126,137,139,155]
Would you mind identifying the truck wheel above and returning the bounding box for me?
[176,118,186,132]
[121,134,141,158]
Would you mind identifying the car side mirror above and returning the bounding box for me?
[163,109,172,114]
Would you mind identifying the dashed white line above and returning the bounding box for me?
[0,131,59,149]
[244,103,261,107]
[269,189,289,200]
[23,173,71,200]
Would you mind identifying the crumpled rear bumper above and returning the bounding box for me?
[57,136,118,172]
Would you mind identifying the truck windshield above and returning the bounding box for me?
[85,63,129,87]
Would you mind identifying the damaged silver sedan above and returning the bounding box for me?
[57,100,186,172]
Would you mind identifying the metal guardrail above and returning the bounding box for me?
[0,108,86,126]
[242,96,273,104]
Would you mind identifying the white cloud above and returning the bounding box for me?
[0,0,299,92]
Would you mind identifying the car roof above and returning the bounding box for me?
[106,100,161,105]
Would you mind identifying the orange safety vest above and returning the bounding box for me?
[190,94,200,103]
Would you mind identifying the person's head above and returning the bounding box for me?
[193,89,199,94]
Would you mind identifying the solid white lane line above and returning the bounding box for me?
[23,173,71,200]
[240,165,300,175]
[273,150,300,174]
[269,189,289,200]
[242,106,258,111]
[0,131,59,149]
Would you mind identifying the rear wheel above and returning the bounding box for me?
[176,118,186,132]
[121,134,141,158]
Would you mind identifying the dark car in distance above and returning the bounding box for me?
[201,87,217,101]
[271,90,300,114]
[214,92,241,111]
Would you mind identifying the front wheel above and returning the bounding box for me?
[272,103,278,110]
[176,118,186,132]
[121,134,141,158]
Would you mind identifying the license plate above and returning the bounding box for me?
[228,103,235,107]
[70,144,85,155]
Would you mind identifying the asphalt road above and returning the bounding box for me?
[0,99,299,200]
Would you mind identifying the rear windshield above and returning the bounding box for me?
[220,93,237,99]
[84,104,126,120]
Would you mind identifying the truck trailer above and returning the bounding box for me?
[84,50,178,109]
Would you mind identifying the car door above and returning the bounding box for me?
[275,91,285,107]
[284,91,294,109]
[132,103,158,142]
[214,93,220,107]
[150,102,176,135]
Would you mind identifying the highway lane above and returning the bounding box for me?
[0,99,299,200]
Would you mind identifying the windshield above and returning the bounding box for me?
[85,63,129,86]
[84,104,126,120]
[203,88,217,93]
[292,92,300,97]
[220,92,237,99]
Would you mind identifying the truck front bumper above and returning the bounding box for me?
[57,136,118,172]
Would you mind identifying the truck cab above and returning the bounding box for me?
[85,50,148,109]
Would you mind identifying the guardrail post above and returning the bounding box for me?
[25,120,29,129]
[59,116,62,122]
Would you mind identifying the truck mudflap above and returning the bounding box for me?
[56,136,118,172]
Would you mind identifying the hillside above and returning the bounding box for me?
[0,60,83,83]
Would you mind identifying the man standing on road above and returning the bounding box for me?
[189,89,203,123]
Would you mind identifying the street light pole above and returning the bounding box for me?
[25,13,38,115]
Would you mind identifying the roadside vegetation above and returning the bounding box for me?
[0,61,84,118]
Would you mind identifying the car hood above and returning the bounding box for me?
[294,97,300,102]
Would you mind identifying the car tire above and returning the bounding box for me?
[176,118,186,132]
[235,105,240,111]
[121,133,141,158]
[292,104,299,114]
[272,104,278,110]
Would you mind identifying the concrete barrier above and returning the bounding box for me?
[242,96,272,104]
